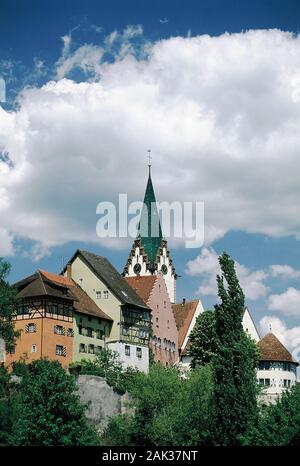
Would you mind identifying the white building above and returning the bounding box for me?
[257,332,299,404]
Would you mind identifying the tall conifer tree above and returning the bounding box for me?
[213,252,259,445]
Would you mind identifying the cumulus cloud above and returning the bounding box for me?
[268,287,300,316]
[1,29,300,257]
[186,247,269,300]
[269,264,300,280]
[259,316,300,362]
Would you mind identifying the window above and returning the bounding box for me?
[96,291,101,299]
[78,325,83,335]
[143,311,150,321]
[122,326,130,336]
[125,345,130,356]
[54,325,64,335]
[259,378,270,387]
[283,379,291,388]
[88,344,95,354]
[56,345,65,356]
[96,346,103,355]
[51,304,58,314]
[67,328,74,337]
[283,362,291,371]
[136,347,142,359]
[259,361,270,370]
[79,343,86,353]
[96,329,104,339]
[31,345,37,353]
[103,291,109,299]
[26,323,36,333]
[86,327,93,338]
[88,316,92,322]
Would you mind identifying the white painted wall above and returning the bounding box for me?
[127,245,176,303]
[242,307,260,342]
[107,341,149,373]
[257,362,298,403]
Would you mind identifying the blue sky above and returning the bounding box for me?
[1,0,300,355]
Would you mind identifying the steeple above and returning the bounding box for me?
[123,160,177,303]
[137,167,162,265]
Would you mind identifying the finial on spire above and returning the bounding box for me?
[269,323,272,333]
[147,149,152,175]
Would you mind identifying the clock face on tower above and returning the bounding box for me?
[133,263,141,275]
[161,264,168,275]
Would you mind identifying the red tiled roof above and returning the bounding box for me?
[38,270,112,321]
[39,269,73,287]
[124,276,157,305]
[257,333,298,365]
[172,300,199,349]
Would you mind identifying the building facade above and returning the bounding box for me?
[256,332,299,404]
[5,270,112,369]
[63,250,151,372]
[125,273,179,366]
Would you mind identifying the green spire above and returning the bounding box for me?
[137,166,163,264]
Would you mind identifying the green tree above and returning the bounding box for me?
[101,364,215,446]
[0,258,19,352]
[70,347,138,394]
[213,252,259,445]
[11,358,99,446]
[188,310,217,368]
[244,384,300,446]
[0,364,19,445]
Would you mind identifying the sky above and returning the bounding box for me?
[1,0,300,358]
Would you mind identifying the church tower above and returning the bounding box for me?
[123,164,177,303]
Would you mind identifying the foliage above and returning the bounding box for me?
[11,358,99,446]
[0,258,19,352]
[213,252,259,445]
[242,384,300,446]
[0,364,19,445]
[70,347,139,394]
[188,310,217,368]
[101,363,215,446]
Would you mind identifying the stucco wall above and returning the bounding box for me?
[73,312,106,362]
[107,341,149,372]
[148,274,179,366]
[67,256,122,342]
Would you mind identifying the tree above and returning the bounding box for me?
[101,364,215,446]
[0,258,19,352]
[11,358,99,446]
[70,347,138,394]
[244,384,300,446]
[188,310,217,368]
[213,252,259,445]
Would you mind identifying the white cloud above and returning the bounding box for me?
[259,316,300,362]
[269,264,300,280]
[1,29,300,257]
[0,228,14,256]
[186,247,268,300]
[268,287,300,316]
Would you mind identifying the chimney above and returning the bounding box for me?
[66,263,72,279]
[182,298,186,305]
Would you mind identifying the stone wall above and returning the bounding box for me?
[76,374,132,433]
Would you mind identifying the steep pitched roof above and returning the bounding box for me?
[40,270,112,321]
[15,270,112,321]
[15,271,74,301]
[124,276,157,305]
[172,300,199,349]
[64,250,149,310]
[137,168,163,263]
[257,333,298,365]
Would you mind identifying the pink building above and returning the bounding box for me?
[125,273,179,366]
